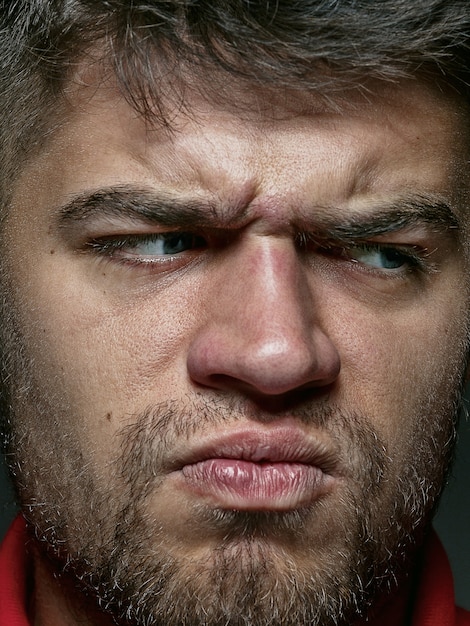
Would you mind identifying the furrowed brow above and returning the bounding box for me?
[57,186,248,229]
[57,187,461,242]
[313,196,461,242]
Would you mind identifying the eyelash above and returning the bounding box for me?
[324,242,430,273]
[86,232,206,260]
[294,231,433,274]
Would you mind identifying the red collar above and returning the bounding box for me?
[0,516,31,625]
[411,531,470,626]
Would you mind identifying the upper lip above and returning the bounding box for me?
[169,422,340,474]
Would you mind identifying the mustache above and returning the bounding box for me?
[118,393,364,444]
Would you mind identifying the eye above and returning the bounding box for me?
[346,244,415,270]
[131,232,206,256]
[88,231,207,259]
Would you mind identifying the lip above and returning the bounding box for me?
[170,424,338,512]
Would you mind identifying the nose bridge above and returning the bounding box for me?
[229,236,311,351]
[187,235,341,396]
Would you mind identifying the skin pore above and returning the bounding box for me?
[1,72,470,626]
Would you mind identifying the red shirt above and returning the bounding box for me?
[0,516,469,625]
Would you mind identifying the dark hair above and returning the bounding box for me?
[1,0,470,206]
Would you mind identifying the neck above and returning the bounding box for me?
[356,581,415,626]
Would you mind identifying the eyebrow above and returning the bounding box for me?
[314,196,461,242]
[58,186,248,230]
[57,184,461,240]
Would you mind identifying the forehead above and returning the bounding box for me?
[10,72,470,230]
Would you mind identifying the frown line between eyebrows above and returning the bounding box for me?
[56,185,462,242]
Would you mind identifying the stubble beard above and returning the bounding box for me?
[79,403,392,626]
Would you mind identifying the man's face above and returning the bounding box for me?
[2,76,470,626]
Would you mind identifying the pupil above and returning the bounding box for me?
[382,249,404,269]
[163,233,193,254]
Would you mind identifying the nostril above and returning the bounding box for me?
[202,377,337,413]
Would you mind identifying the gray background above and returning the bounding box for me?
[1,409,470,609]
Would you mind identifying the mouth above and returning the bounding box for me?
[170,424,338,512]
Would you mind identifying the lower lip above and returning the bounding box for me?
[180,459,329,511]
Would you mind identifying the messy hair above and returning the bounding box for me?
[0,0,470,206]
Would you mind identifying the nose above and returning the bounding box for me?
[187,237,341,399]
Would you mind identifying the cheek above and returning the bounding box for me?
[335,295,468,453]
[7,260,206,459]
